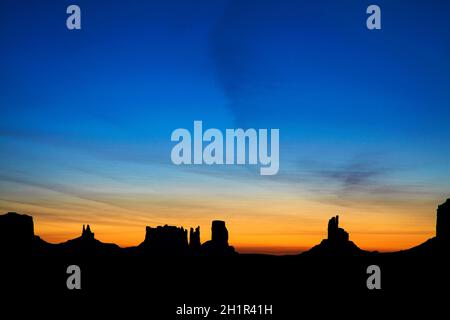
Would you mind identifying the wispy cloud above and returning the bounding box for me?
[263,152,441,209]
[316,159,390,192]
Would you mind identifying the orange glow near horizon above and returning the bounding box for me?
[0,191,439,254]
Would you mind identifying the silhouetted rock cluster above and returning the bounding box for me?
[0,212,238,257]
[304,215,365,256]
[137,220,236,256]
[2,198,450,258]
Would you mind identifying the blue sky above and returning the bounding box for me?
[1,0,450,251]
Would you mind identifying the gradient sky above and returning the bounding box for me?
[1,0,450,254]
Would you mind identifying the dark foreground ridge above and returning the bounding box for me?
[1,199,450,315]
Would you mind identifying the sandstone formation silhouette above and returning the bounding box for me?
[304,215,365,256]
[328,216,349,242]
[397,198,450,256]
[58,224,121,257]
[436,198,450,243]
[189,226,201,252]
[135,220,235,256]
[202,220,236,256]
[138,225,189,255]
[0,212,34,256]
[82,224,94,240]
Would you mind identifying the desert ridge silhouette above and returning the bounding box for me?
[391,198,450,257]
[303,215,367,256]
[56,223,121,257]
[1,200,450,257]
[0,214,236,257]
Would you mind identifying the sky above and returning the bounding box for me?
[1,0,450,254]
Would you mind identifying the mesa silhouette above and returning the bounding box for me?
[1,198,449,258]
[0,215,236,258]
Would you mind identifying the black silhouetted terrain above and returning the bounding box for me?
[189,226,201,252]
[1,199,450,317]
[303,215,367,256]
[0,212,34,256]
[0,214,236,258]
[1,199,450,259]
[137,225,189,256]
[385,198,450,257]
[56,225,121,258]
